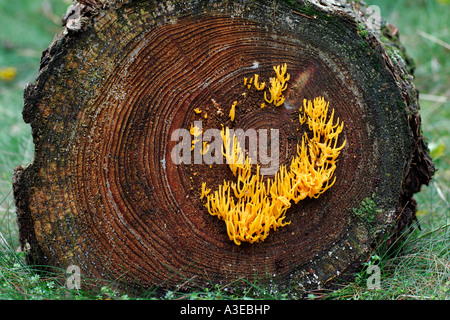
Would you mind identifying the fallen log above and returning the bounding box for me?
[13,0,434,295]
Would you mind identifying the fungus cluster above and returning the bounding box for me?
[199,64,346,245]
[264,63,290,107]
[229,64,290,121]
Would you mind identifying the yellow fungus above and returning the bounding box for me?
[190,124,202,137]
[264,64,290,107]
[194,108,202,114]
[273,63,290,83]
[202,141,210,155]
[202,96,345,245]
[191,139,200,150]
[190,125,202,150]
[264,77,287,107]
[229,101,237,121]
[195,63,345,245]
[201,182,211,200]
[253,74,265,91]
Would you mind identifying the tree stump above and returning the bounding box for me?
[13,0,434,294]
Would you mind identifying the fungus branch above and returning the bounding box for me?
[264,63,290,107]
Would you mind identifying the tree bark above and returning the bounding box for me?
[13,0,434,295]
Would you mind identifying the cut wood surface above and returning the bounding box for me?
[13,0,434,294]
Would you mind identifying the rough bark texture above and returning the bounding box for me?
[13,0,434,295]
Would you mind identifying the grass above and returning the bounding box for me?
[0,0,449,300]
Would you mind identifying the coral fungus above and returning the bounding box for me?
[200,65,345,245]
[229,101,237,121]
[264,63,290,107]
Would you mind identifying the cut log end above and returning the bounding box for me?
[14,0,434,295]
